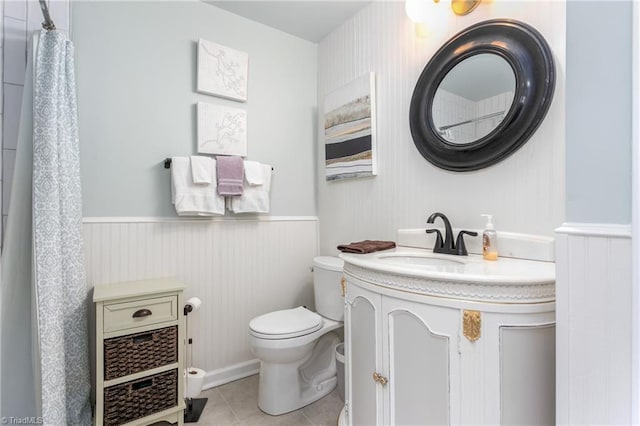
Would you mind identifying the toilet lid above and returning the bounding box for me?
[249,307,323,339]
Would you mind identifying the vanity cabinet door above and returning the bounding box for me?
[383,296,460,426]
[345,282,384,426]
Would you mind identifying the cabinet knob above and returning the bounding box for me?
[341,277,347,297]
[132,308,152,318]
[372,372,388,386]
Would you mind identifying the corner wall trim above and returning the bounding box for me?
[555,222,631,238]
[201,359,260,390]
[82,216,319,224]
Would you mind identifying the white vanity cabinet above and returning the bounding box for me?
[341,250,556,426]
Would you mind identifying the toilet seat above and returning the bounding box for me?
[249,307,323,340]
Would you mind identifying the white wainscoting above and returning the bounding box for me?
[555,223,632,424]
[83,217,319,388]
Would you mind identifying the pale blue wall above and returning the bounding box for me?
[74,1,634,223]
[73,1,318,217]
[566,1,632,224]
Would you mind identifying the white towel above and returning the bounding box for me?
[171,156,224,216]
[229,164,272,213]
[190,156,213,184]
[243,160,264,186]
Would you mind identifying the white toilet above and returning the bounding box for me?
[248,256,344,415]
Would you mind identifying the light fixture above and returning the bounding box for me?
[406,0,481,23]
[451,0,481,16]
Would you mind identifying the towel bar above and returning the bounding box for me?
[164,158,273,171]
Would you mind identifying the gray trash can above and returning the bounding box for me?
[335,343,345,401]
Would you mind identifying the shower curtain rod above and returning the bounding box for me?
[39,0,56,31]
[438,110,505,131]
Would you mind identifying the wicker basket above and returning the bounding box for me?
[104,326,177,381]
[104,369,178,426]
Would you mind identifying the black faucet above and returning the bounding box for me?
[426,212,478,256]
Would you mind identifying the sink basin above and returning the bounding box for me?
[375,253,465,268]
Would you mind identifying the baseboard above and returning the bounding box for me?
[201,359,260,390]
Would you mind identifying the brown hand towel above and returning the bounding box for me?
[337,240,396,254]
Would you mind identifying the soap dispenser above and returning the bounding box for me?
[481,214,498,261]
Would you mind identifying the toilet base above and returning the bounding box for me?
[259,375,337,416]
[257,332,341,415]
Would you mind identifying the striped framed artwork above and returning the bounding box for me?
[324,73,377,181]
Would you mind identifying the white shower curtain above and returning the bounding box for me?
[1,30,91,425]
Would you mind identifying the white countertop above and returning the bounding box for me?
[340,247,555,303]
[339,247,555,285]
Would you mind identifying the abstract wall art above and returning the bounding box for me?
[323,72,377,181]
[197,38,248,102]
[197,102,247,156]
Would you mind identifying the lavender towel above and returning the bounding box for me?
[217,155,244,196]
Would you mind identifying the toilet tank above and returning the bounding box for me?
[313,256,344,321]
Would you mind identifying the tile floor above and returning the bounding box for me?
[193,374,344,426]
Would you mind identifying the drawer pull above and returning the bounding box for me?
[132,308,152,318]
[132,333,153,344]
[131,378,153,391]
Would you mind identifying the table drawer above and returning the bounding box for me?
[104,369,178,426]
[103,295,178,333]
[104,325,178,381]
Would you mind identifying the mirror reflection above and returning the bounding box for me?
[432,54,516,145]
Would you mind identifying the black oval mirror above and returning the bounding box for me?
[409,19,555,171]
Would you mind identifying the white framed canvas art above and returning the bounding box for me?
[197,39,248,102]
[323,72,377,181]
[197,102,247,156]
